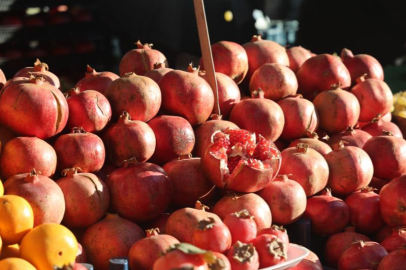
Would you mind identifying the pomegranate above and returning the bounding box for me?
[0,125,16,154]
[243,35,289,82]
[380,175,406,227]
[382,111,392,122]
[325,141,373,196]
[229,89,285,142]
[277,95,318,141]
[257,225,289,245]
[373,225,394,243]
[4,168,65,226]
[165,201,222,243]
[303,188,350,236]
[324,228,371,268]
[286,46,313,72]
[107,160,172,223]
[162,155,214,207]
[103,111,156,167]
[56,168,110,229]
[289,131,333,156]
[377,247,406,270]
[128,228,180,270]
[14,59,60,88]
[213,193,272,231]
[296,54,351,100]
[143,213,170,234]
[362,118,403,138]
[249,63,298,101]
[369,176,390,193]
[75,65,119,95]
[258,174,307,225]
[341,48,384,84]
[81,214,145,270]
[148,115,195,165]
[193,217,232,253]
[223,209,258,244]
[279,144,329,196]
[65,87,112,133]
[201,128,281,192]
[119,40,167,76]
[209,252,231,270]
[0,76,68,139]
[158,66,214,126]
[329,126,372,148]
[200,40,248,84]
[250,234,287,268]
[337,241,388,270]
[199,70,241,119]
[144,62,173,84]
[363,134,406,180]
[104,72,161,122]
[351,76,393,122]
[313,87,360,134]
[226,241,259,270]
[53,127,105,173]
[0,136,57,179]
[381,227,406,252]
[193,116,239,158]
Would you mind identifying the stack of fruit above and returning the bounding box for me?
[0,34,404,270]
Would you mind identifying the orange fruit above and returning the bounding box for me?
[0,243,19,259]
[0,195,34,244]
[0,257,37,270]
[20,223,78,270]
[0,180,3,196]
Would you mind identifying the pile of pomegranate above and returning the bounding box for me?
[0,35,405,270]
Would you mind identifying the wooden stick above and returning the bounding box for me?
[193,0,221,116]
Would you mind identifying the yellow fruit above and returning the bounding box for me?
[0,181,3,196]
[0,195,34,244]
[20,223,78,270]
[0,244,19,259]
[0,257,37,270]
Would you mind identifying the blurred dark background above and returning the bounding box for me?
[0,0,405,91]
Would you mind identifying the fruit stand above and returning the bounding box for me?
[0,0,406,270]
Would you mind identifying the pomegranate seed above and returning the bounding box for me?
[225,129,254,147]
[252,137,279,160]
[247,158,264,169]
[228,156,242,173]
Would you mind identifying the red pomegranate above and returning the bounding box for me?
[337,241,388,270]
[0,76,68,139]
[81,214,145,270]
[0,125,16,154]
[345,187,384,234]
[324,228,371,268]
[363,135,406,180]
[200,40,248,84]
[377,248,406,270]
[279,144,329,196]
[209,252,231,270]
[329,126,372,148]
[257,225,289,245]
[107,160,172,223]
[75,65,119,95]
[0,136,57,179]
[158,66,214,126]
[148,115,195,165]
[341,48,384,84]
[369,176,390,193]
[14,59,60,88]
[351,76,393,122]
[243,35,289,82]
[303,188,350,236]
[249,63,298,101]
[286,46,313,73]
[226,241,259,270]
[144,62,173,84]
[223,210,257,244]
[162,155,214,207]
[199,71,241,119]
[165,201,222,243]
[143,213,170,234]
[380,175,406,227]
[193,217,232,253]
[258,175,307,225]
[277,95,318,141]
[229,90,285,142]
[373,225,394,243]
[201,128,281,192]
[313,87,360,134]
[56,168,110,229]
[296,54,351,100]
[213,193,272,231]
[4,168,65,226]
[53,127,105,173]
[289,132,332,156]
[119,41,167,76]
[103,111,156,167]
[128,228,180,270]
[381,227,406,252]
[193,116,239,158]
[250,234,287,268]
[325,142,373,196]
[362,118,403,138]
[66,88,112,133]
[104,72,161,122]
